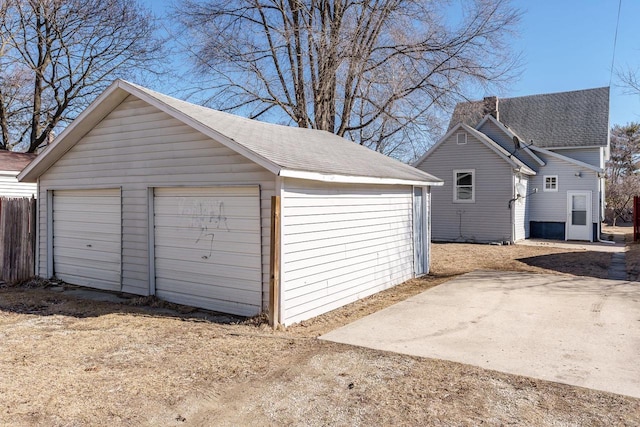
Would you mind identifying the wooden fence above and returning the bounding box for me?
[0,197,36,284]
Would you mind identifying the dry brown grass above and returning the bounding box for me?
[601,224,634,243]
[626,241,640,281]
[431,243,611,279]
[0,241,637,426]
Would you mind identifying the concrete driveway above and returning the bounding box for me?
[321,270,640,398]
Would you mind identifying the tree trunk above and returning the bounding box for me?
[28,9,48,154]
[0,90,8,150]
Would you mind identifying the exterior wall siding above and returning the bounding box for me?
[280,179,415,325]
[415,130,514,243]
[549,147,601,167]
[37,95,276,307]
[0,172,37,198]
[527,153,599,226]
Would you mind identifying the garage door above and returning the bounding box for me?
[53,189,122,291]
[153,186,262,316]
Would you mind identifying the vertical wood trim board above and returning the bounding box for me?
[269,195,281,328]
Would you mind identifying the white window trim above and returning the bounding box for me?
[544,175,558,192]
[453,169,475,203]
[456,132,467,144]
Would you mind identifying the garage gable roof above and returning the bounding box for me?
[19,80,442,186]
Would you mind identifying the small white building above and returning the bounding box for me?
[0,151,37,198]
[19,80,442,326]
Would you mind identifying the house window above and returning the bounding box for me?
[544,175,558,192]
[457,132,467,144]
[454,169,475,202]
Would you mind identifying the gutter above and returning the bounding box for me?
[278,169,444,187]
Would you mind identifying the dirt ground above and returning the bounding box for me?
[0,237,638,426]
[604,224,640,281]
[627,242,640,281]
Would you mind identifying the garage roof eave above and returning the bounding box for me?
[279,169,444,186]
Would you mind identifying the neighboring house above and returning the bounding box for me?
[414,87,609,243]
[0,151,37,198]
[18,79,442,326]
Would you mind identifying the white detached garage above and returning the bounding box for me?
[19,80,442,326]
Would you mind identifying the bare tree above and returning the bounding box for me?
[173,0,521,160]
[619,67,640,96]
[0,0,163,152]
[0,1,29,150]
[606,123,640,226]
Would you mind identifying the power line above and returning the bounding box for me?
[610,0,622,86]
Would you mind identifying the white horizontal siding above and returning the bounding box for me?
[415,129,513,243]
[38,95,275,308]
[0,172,37,198]
[281,179,415,325]
[550,147,601,167]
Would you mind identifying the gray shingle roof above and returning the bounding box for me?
[129,82,441,184]
[0,151,36,171]
[448,87,610,148]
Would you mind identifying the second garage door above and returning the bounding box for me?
[153,186,262,316]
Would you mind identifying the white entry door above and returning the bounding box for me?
[566,191,591,241]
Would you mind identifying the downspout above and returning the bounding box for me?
[510,184,516,244]
[509,170,520,245]
[427,186,432,274]
[596,223,613,244]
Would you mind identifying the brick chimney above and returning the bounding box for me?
[483,96,499,121]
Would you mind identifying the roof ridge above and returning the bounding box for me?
[455,86,610,106]
[498,86,609,102]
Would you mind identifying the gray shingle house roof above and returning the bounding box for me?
[448,87,610,148]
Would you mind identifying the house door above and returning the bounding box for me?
[566,191,592,241]
[413,187,428,275]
